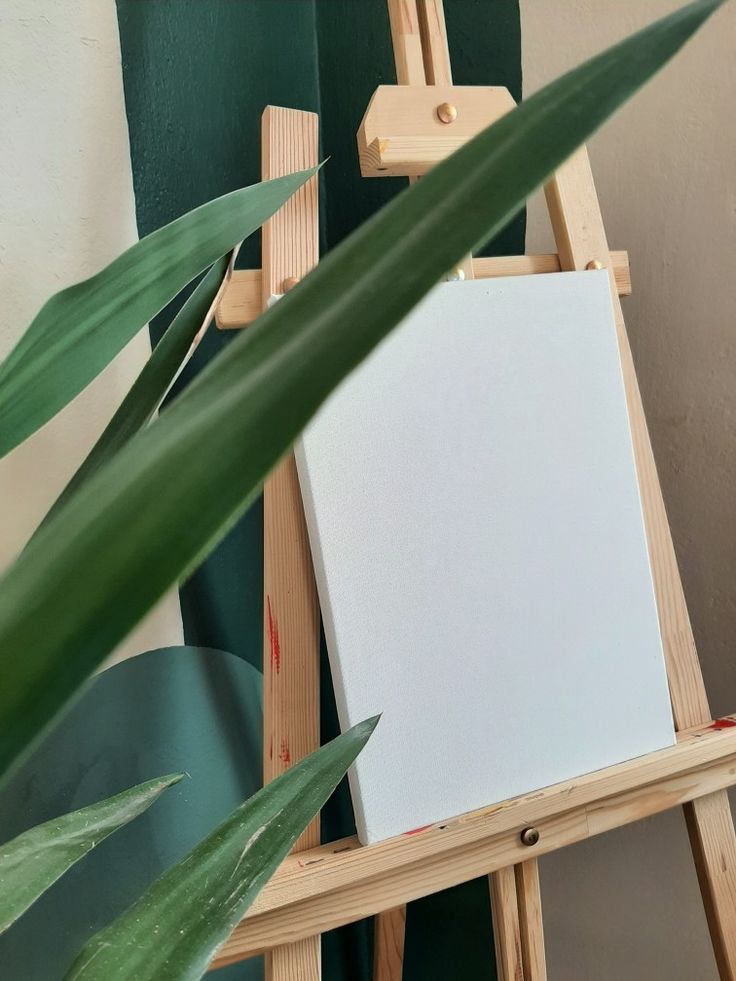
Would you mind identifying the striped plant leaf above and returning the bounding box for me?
[0,0,723,782]
[0,171,314,458]
[38,256,231,528]
[0,773,182,935]
[64,718,377,980]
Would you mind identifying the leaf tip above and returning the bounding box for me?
[357,714,381,740]
[160,772,186,789]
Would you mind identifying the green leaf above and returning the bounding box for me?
[0,0,722,782]
[37,256,231,529]
[0,171,314,459]
[63,718,377,981]
[0,773,182,935]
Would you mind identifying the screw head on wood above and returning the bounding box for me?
[436,102,458,124]
[282,275,301,292]
[520,826,540,847]
[586,260,604,271]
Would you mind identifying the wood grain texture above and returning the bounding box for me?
[546,145,736,979]
[358,85,515,177]
[216,251,631,329]
[215,268,262,329]
[515,860,547,981]
[472,250,631,295]
[686,793,736,980]
[387,0,425,85]
[490,866,524,981]
[212,717,736,966]
[373,906,406,981]
[261,105,321,981]
[417,0,452,85]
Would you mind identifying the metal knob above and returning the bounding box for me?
[436,102,458,124]
[520,826,540,847]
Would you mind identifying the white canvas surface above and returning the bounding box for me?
[296,271,675,845]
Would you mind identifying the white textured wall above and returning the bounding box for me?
[0,1,182,663]
[521,2,736,978]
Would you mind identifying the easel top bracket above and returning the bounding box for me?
[358,84,515,177]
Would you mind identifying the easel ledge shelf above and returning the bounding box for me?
[213,713,736,967]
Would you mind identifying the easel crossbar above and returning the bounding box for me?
[215,251,631,330]
[213,717,736,966]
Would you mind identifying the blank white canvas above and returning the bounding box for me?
[296,271,675,845]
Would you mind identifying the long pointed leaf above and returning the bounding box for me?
[0,171,314,458]
[64,718,377,981]
[0,773,182,934]
[0,0,723,781]
[38,256,231,529]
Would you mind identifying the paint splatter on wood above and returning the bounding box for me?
[710,718,736,730]
[404,824,432,836]
[266,596,281,673]
[278,739,291,765]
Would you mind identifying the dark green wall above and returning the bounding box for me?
[116,3,523,979]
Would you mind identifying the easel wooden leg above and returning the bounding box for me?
[489,860,546,981]
[546,146,736,980]
[685,793,736,979]
[262,105,321,981]
[515,860,547,981]
[373,906,407,981]
[490,866,524,981]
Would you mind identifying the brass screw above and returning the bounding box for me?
[520,826,540,847]
[436,102,458,124]
[282,275,301,292]
[586,260,604,271]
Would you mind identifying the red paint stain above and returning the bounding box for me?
[278,739,291,765]
[404,824,432,836]
[710,718,736,730]
[266,596,281,674]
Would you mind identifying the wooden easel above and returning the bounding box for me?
[212,2,736,977]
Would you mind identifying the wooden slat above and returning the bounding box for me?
[472,251,631,296]
[387,0,426,85]
[490,866,524,981]
[546,146,736,979]
[417,0,452,85]
[211,718,736,966]
[358,84,515,177]
[373,906,406,981]
[515,861,547,981]
[215,251,631,330]
[685,794,736,980]
[261,105,321,981]
[373,9,426,971]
